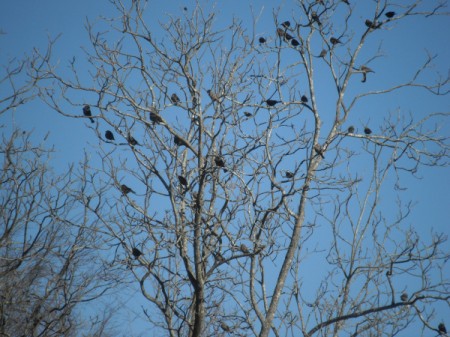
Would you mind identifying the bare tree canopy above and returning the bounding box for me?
[2,0,448,336]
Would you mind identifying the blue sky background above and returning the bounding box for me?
[1,1,449,336]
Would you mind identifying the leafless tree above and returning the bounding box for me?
[34,0,449,336]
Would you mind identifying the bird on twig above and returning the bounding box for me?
[244,111,253,117]
[385,11,395,18]
[347,126,355,134]
[105,130,114,141]
[301,95,308,103]
[400,293,408,302]
[82,105,95,123]
[281,21,291,29]
[214,156,226,168]
[132,247,142,258]
[314,144,325,159]
[127,133,139,146]
[317,49,327,58]
[364,127,372,135]
[174,135,189,147]
[266,99,281,107]
[311,11,322,26]
[220,322,232,333]
[121,184,135,195]
[284,171,295,178]
[170,93,180,105]
[291,39,300,47]
[330,37,342,45]
[178,175,188,187]
[240,244,250,254]
[150,111,164,124]
[365,19,381,29]
[259,37,266,44]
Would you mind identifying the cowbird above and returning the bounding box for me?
[121,184,135,195]
[132,247,142,258]
[266,99,281,107]
[105,130,115,141]
[330,37,342,45]
[259,37,266,44]
[284,32,294,41]
[178,175,188,187]
[174,135,188,147]
[240,244,250,254]
[365,19,377,29]
[438,323,447,335]
[364,127,372,135]
[314,144,325,158]
[150,111,164,124]
[284,171,294,178]
[127,133,139,146]
[244,111,253,117]
[220,322,232,332]
[207,89,220,102]
[318,49,327,58]
[400,293,408,302]
[171,93,180,105]
[214,156,225,168]
[311,12,322,26]
[385,11,395,18]
[291,39,300,47]
[301,95,308,103]
[281,21,291,29]
[347,126,355,134]
[82,105,95,123]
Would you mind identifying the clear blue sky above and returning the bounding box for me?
[1,1,449,336]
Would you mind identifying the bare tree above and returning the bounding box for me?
[34,0,449,336]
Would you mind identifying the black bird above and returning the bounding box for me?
[220,322,232,333]
[178,175,188,187]
[244,111,253,117]
[347,126,355,134]
[127,133,139,146]
[207,89,220,102]
[150,111,164,124]
[214,156,226,168]
[240,244,250,254]
[171,93,180,105]
[365,19,375,28]
[364,127,372,135]
[105,130,115,141]
[318,49,327,58]
[314,144,325,159]
[311,12,322,26]
[400,293,408,302]
[281,21,291,29]
[259,37,266,44]
[174,135,188,147]
[121,184,135,195]
[438,323,447,335]
[132,247,142,258]
[301,95,308,103]
[385,11,395,18]
[284,171,295,178]
[284,32,294,41]
[291,39,300,47]
[330,37,342,45]
[266,99,281,107]
[82,104,95,123]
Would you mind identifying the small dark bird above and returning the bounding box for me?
[183,6,187,11]
[220,322,232,333]
[121,184,135,195]
[259,37,266,44]
[291,39,300,47]
[244,111,252,117]
[150,111,164,124]
[284,171,294,178]
[214,156,226,168]
[301,95,308,103]
[347,126,355,134]
[171,93,180,105]
[281,21,291,29]
[82,105,95,123]
[105,130,115,141]
[207,89,220,102]
[400,293,408,302]
[127,133,139,146]
[318,49,327,58]
[240,244,250,254]
[284,32,294,41]
[311,12,322,26]
[266,99,281,107]
[276,28,285,38]
[385,11,395,18]
[365,19,376,29]
[330,37,342,45]
[438,323,447,335]
[178,175,188,187]
[132,247,142,258]
[314,144,325,159]
[364,127,372,135]
[174,135,188,147]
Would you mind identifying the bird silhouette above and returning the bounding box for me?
[314,144,325,158]
[330,37,342,45]
[266,99,281,107]
[214,156,226,168]
[82,105,95,123]
[220,322,232,333]
[365,19,380,29]
[105,130,115,141]
[311,12,322,26]
[127,133,139,146]
[301,95,308,103]
[347,126,355,134]
[174,135,189,147]
[240,244,250,254]
[385,11,395,18]
[171,93,180,105]
[244,111,253,117]
[317,49,327,58]
[364,127,372,135]
[132,247,142,258]
[150,111,164,124]
[438,323,447,335]
[121,184,135,195]
[284,171,294,178]
[291,39,300,47]
[207,89,220,102]
[281,21,291,29]
[259,37,266,43]
[276,28,285,38]
[400,293,408,302]
[178,175,188,187]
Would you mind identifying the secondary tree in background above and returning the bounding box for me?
[35,0,449,336]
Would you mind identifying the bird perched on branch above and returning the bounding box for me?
[220,322,232,333]
[121,184,135,195]
[347,126,355,134]
[170,93,180,105]
[291,39,300,47]
[311,11,322,26]
[266,99,281,107]
[276,28,293,41]
[385,11,395,18]
[259,37,266,44]
[127,133,139,146]
[207,89,220,102]
[317,49,327,58]
[244,111,253,117]
[82,104,95,123]
[301,95,308,103]
[214,156,226,168]
[150,111,164,124]
[330,37,342,45]
[400,293,408,302]
[281,21,291,29]
[240,244,250,254]
[438,323,447,335]
[132,247,142,258]
[178,175,188,187]
[365,19,381,29]
[364,127,372,135]
[174,135,189,147]
[314,144,325,158]
[284,170,295,178]
[105,130,114,141]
